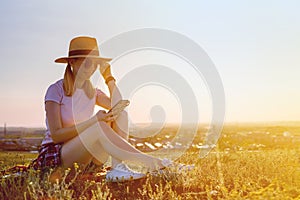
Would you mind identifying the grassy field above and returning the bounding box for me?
[1,122,300,199]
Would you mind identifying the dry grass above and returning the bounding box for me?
[1,123,300,199]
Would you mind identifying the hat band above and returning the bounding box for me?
[69,49,99,57]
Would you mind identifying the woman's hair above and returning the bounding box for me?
[62,63,95,99]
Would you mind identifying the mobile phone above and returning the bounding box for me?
[108,100,130,116]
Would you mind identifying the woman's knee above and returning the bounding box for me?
[118,110,128,120]
[61,138,92,166]
[113,111,128,128]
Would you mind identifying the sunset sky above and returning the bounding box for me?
[0,1,299,127]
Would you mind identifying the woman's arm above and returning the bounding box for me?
[106,80,123,104]
[96,91,111,110]
[96,81,122,110]
[99,63,123,107]
[46,101,112,144]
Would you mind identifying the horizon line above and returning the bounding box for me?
[1,120,300,128]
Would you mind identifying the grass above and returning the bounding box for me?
[1,122,300,199]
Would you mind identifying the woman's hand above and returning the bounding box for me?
[95,110,117,122]
[99,62,112,80]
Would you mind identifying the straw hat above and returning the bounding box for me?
[55,36,112,63]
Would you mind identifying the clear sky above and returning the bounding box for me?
[0,0,299,127]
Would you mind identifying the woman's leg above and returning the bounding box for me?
[90,81,129,167]
[110,83,130,167]
[61,122,163,170]
[60,132,109,168]
[110,111,128,167]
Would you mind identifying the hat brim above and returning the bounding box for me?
[55,55,112,63]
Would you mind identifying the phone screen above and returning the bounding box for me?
[108,100,130,115]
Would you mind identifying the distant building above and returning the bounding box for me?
[4,122,7,137]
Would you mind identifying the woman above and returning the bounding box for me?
[32,36,172,182]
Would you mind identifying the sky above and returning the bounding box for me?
[0,0,300,127]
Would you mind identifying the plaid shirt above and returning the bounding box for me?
[30,143,63,170]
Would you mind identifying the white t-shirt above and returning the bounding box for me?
[42,79,105,145]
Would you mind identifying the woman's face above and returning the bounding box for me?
[71,58,98,80]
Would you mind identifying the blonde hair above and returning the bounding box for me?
[63,63,95,99]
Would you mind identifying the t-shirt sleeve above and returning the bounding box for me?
[44,83,63,104]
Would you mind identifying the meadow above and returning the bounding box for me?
[0,122,300,199]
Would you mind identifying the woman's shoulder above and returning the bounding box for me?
[45,79,64,95]
[52,79,64,87]
[48,79,63,90]
[44,79,64,103]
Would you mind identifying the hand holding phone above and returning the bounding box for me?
[108,100,130,117]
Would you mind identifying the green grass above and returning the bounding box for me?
[1,123,300,199]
